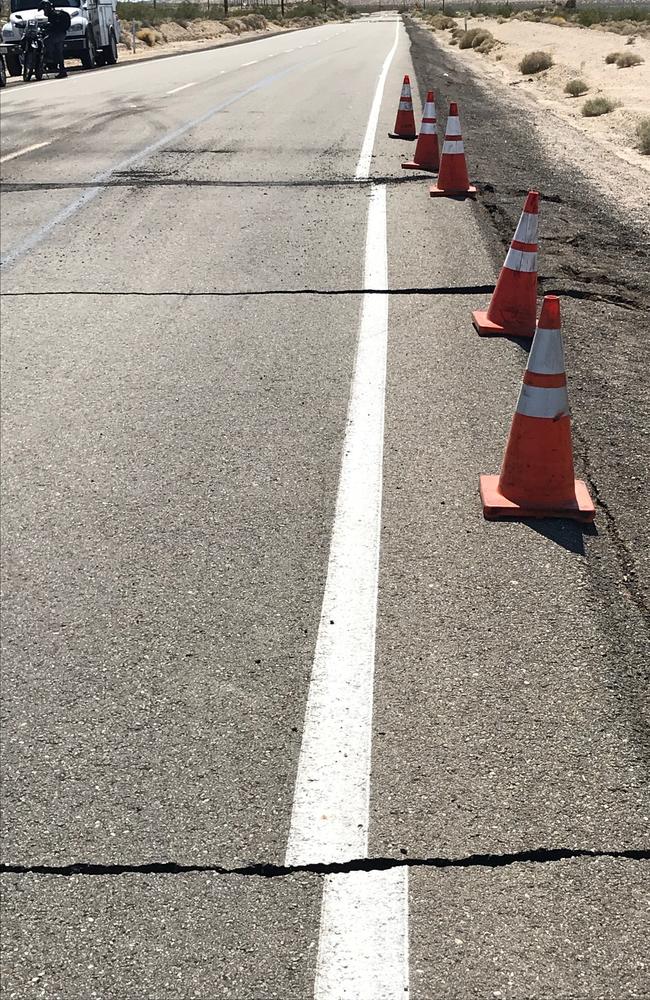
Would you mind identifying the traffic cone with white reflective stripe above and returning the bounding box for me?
[429,102,476,197]
[402,90,439,172]
[388,75,417,140]
[480,296,595,522]
[473,191,539,338]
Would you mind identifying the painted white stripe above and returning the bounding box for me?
[165,81,197,96]
[285,183,388,866]
[446,115,460,134]
[442,140,465,155]
[516,383,569,419]
[504,247,538,272]
[241,59,259,66]
[0,140,51,164]
[513,210,538,244]
[527,328,565,375]
[355,19,399,180]
[315,870,409,999]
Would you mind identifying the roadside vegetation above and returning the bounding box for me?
[412,2,650,38]
[564,77,588,96]
[581,95,618,116]
[112,1,349,49]
[614,51,644,67]
[637,117,650,153]
[519,49,553,72]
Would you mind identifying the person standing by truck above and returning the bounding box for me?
[38,0,70,78]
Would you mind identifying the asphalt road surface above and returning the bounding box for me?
[1,13,649,1000]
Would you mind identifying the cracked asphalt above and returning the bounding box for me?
[1,12,649,1000]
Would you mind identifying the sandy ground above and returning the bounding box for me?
[115,18,327,64]
[419,14,650,203]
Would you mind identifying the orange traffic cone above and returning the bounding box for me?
[473,191,539,338]
[402,90,439,172]
[480,296,595,523]
[429,102,477,197]
[388,75,417,140]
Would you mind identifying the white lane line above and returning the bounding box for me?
[315,870,409,999]
[241,59,259,66]
[285,183,388,868]
[0,140,51,164]
[355,18,399,180]
[287,183,410,995]
[165,81,197,95]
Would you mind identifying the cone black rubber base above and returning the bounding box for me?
[388,132,417,140]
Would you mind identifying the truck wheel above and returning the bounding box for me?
[95,50,106,67]
[6,51,22,77]
[104,29,118,65]
[80,30,96,69]
[0,57,6,88]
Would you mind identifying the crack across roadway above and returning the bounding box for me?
[3,847,649,879]
[0,175,423,192]
[0,284,495,298]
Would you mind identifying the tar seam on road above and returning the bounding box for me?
[3,847,648,880]
[0,284,495,298]
[0,175,425,191]
[0,60,309,271]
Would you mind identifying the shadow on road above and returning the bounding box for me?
[522,518,598,555]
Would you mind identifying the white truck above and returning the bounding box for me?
[1,0,120,76]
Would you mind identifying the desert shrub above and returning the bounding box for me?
[519,50,553,73]
[615,51,643,67]
[636,117,650,154]
[546,15,566,25]
[241,13,267,30]
[605,50,622,63]
[428,13,455,29]
[458,28,482,48]
[476,37,496,53]
[582,96,617,116]
[564,77,588,96]
[626,35,637,44]
[136,26,161,45]
[471,29,493,47]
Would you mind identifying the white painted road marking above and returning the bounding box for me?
[285,183,388,867]
[0,140,51,164]
[355,19,399,180]
[241,59,259,66]
[165,81,197,95]
[286,19,410,995]
[285,183,410,994]
[315,870,409,999]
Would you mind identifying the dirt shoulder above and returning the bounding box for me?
[414,13,650,220]
[405,15,650,637]
[115,14,342,65]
